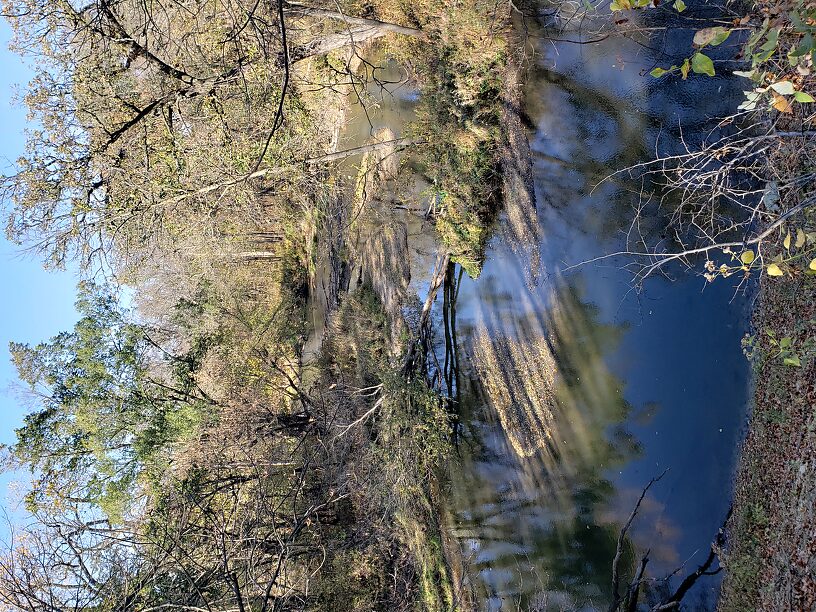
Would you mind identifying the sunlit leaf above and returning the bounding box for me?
[693,27,731,47]
[770,80,795,95]
[738,90,761,110]
[794,91,815,103]
[740,250,755,264]
[691,52,715,77]
[681,58,691,80]
[733,70,755,78]
[795,228,806,248]
[810,258,816,271]
[650,66,670,77]
[783,355,801,367]
[771,92,793,113]
[674,0,686,11]
[766,263,784,276]
[783,231,791,250]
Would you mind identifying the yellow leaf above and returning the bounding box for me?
[795,228,806,248]
[740,250,755,264]
[810,258,816,271]
[772,92,793,113]
[766,263,784,276]
[783,231,791,250]
[681,58,690,80]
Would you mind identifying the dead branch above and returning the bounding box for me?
[148,138,417,209]
[609,469,668,612]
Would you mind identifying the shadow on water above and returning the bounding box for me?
[434,4,751,610]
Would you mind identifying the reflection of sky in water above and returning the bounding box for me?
[434,10,750,611]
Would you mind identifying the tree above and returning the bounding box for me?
[6,282,212,519]
[1,0,290,270]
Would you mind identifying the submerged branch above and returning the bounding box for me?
[609,469,668,612]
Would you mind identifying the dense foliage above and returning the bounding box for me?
[0,0,520,608]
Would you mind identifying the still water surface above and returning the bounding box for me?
[435,8,751,611]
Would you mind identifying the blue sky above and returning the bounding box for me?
[0,21,79,512]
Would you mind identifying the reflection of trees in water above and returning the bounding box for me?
[442,265,643,609]
[524,22,741,254]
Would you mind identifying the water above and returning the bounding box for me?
[432,7,752,611]
[323,7,751,608]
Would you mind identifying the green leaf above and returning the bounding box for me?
[710,29,731,46]
[761,28,781,52]
[674,0,686,11]
[650,66,670,77]
[770,80,795,95]
[779,337,792,349]
[681,58,691,80]
[694,27,731,47]
[740,250,755,264]
[783,355,801,367]
[766,263,784,276]
[746,19,770,54]
[691,52,715,77]
[610,0,631,10]
[790,10,806,30]
[794,91,815,103]
[754,28,781,62]
[790,32,814,58]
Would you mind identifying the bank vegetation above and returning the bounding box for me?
[0,0,529,608]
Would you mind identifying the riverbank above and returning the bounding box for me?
[719,3,816,607]
[721,270,816,610]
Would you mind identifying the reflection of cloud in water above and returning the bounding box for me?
[599,488,681,568]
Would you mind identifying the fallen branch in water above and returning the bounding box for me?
[403,251,451,376]
[286,2,426,62]
[608,471,732,612]
[651,508,731,611]
[609,469,668,612]
[285,3,425,38]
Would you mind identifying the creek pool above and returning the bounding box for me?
[434,6,752,610]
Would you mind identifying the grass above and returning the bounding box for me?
[371,0,510,278]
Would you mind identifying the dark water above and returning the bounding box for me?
[433,6,751,611]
